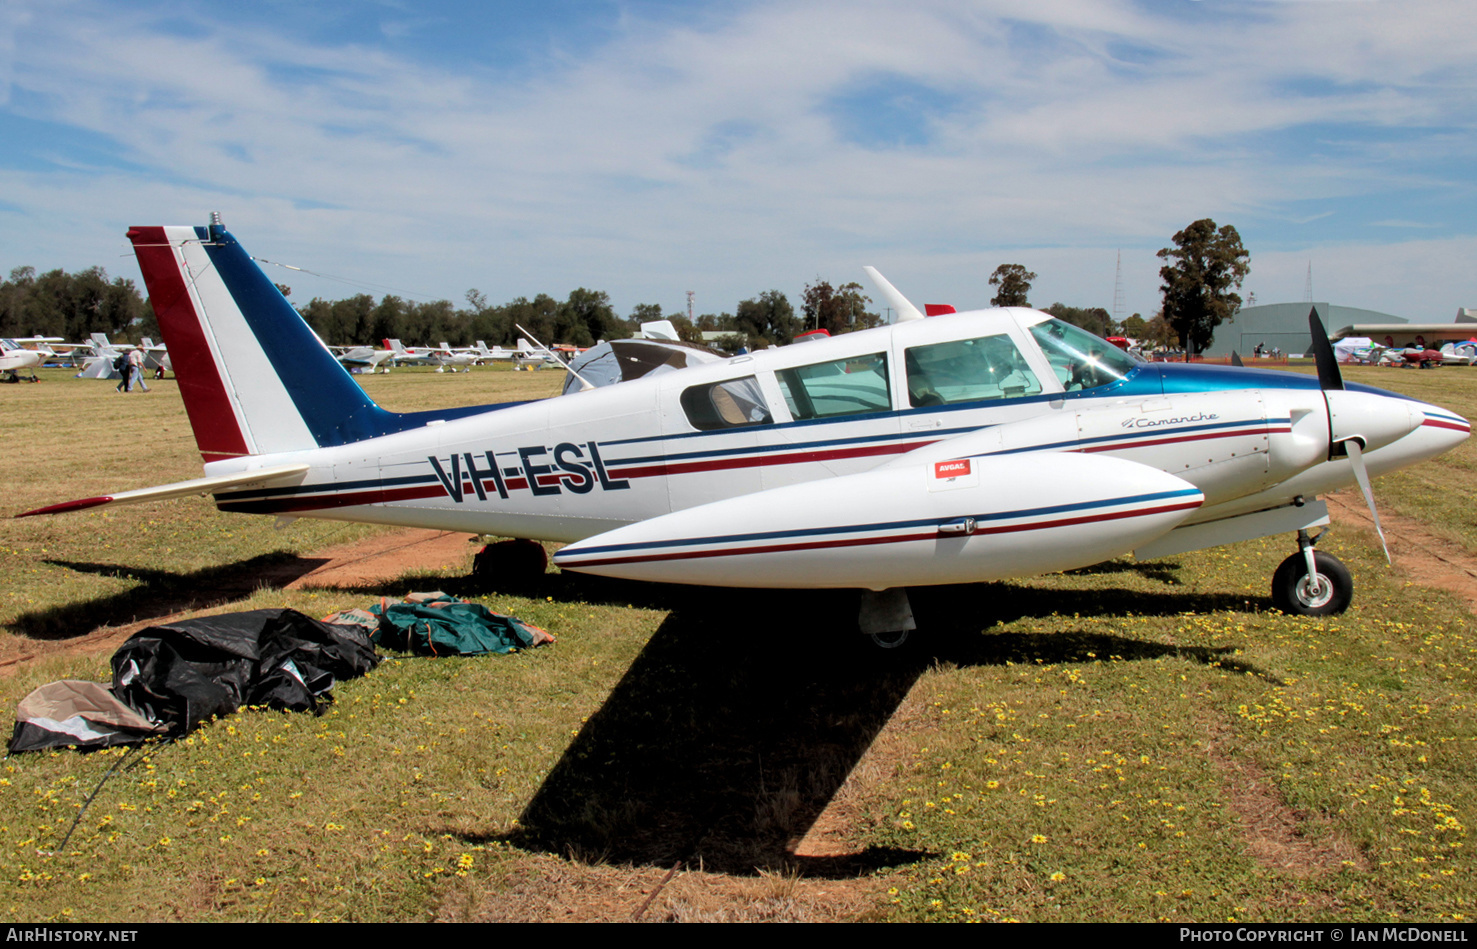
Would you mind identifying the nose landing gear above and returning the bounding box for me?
[1272,529,1353,616]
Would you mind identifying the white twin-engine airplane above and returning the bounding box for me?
[18,220,1471,641]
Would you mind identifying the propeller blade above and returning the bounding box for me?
[1307,306,1344,391]
[1344,439,1391,564]
[1231,350,1244,367]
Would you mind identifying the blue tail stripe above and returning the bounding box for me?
[202,228,513,446]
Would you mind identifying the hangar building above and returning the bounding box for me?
[1202,303,1477,357]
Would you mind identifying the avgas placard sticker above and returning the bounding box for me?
[930,457,979,491]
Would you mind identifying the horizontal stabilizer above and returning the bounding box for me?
[16,464,311,518]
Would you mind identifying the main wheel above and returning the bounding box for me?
[471,539,548,583]
[868,628,911,649]
[1271,551,1353,616]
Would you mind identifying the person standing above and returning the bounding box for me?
[127,345,150,393]
[114,350,131,393]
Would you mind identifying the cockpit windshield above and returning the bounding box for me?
[1027,318,1136,392]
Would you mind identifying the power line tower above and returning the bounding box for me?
[1112,250,1125,328]
[686,291,695,322]
[1304,262,1313,303]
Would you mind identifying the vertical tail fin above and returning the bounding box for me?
[128,224,386,461]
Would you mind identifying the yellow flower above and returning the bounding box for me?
[1031,834,1047,844]
[1050,872,1066,882]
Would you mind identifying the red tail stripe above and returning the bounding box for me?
[127,227,248,461]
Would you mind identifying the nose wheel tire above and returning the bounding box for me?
[869,629,911,649]
[1271,550,1352,616]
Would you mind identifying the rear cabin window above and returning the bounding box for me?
[775,353,891,420]
[680,376,774,431]
[904,333,1043,407]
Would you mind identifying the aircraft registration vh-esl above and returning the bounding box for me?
[18,218,1472,643]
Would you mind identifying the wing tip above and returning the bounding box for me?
[16,496,114,518]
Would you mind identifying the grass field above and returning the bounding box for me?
[1,362,1475,922]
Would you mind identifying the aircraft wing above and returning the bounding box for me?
[554,451,1202,589]
[16,464,311,518]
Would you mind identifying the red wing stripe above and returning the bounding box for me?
[16,496,114,518]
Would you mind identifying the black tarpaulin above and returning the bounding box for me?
[110,608,378,737]
[9,680,165,753]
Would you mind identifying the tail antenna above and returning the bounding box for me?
[514,323,596,392]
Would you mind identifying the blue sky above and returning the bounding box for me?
[2,0,1474,328]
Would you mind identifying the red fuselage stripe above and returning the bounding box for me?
[1081,426,1287,454]
[608,439,938,480]
[212,424,1279,515]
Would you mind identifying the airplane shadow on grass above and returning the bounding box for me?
[14,553,329,641]
[19,553,1277,879]
[458,575,1281,878]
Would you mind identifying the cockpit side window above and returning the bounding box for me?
[904,333,1043,407]
[680,376,773,431]
[775,352,891,420]
[1028,319,1136,392]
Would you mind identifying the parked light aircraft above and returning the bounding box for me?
[0,337,59,381]
[386,339,475,372]
[1441,342,1477,367]
[471,341,517,363]
[17,221,1472,639]
[333,344,395,374]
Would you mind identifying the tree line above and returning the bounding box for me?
[0,266,155,342]
[0,266,889,352]
[2,218,1248,354]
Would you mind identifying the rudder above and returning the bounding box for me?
[128,223,385,462]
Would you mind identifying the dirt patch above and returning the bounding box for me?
[1194,489,1474,882]
[1210,737,1365,877]
[1325,489,1477,613]
[281,528,476,590]
[0,529,478,676]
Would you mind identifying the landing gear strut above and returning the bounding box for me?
[859,588,916,649]
[1271,529,1352,616]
